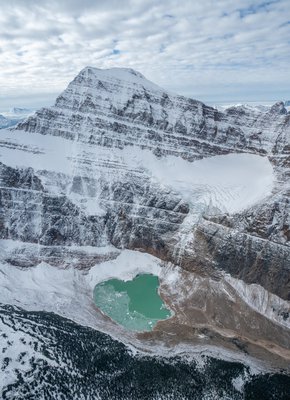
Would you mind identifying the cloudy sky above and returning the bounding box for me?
[0,0,289,109]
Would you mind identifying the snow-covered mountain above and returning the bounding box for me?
[8,107,34,115]
[284,100,290,113]
[0,67,290,386]
[3,67,290,296]
[0,107,34,129]
[0,114,21,129]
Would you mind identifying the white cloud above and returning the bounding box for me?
[0,0,289,108]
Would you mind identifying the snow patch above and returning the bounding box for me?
[86,249,162,288]
[0,249,162,317]
[225,274,290,329]
[138,151,274,213]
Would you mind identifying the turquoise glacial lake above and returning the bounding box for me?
[93,274,171,331]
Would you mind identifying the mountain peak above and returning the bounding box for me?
[76,66,150,87]
[269,101,287,115]
[81,66,145,79]
[55,66,165,108]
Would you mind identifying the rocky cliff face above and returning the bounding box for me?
[0,66,290,302]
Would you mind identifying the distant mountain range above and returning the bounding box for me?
[0,107,35,129]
